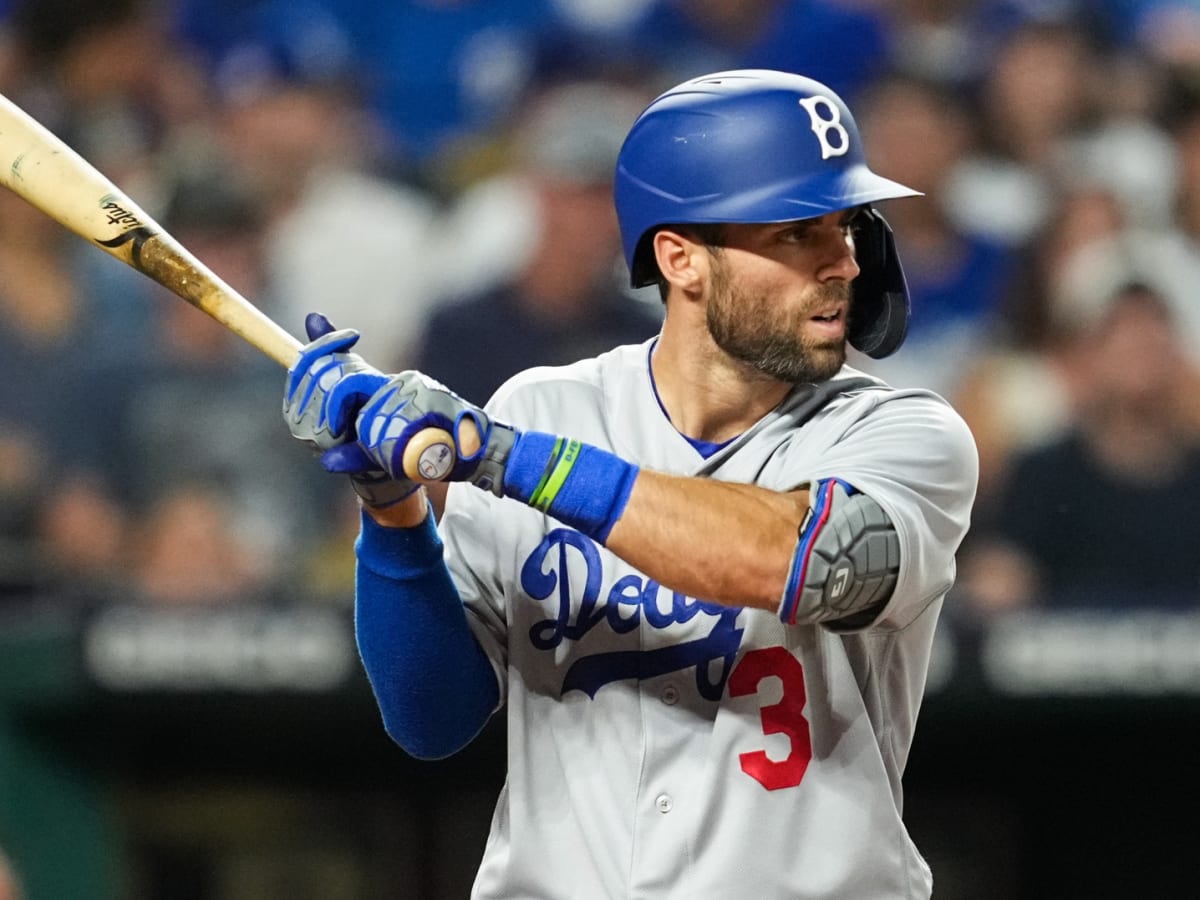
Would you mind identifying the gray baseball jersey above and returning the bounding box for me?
[439,339,978,899]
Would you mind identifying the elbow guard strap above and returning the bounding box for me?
[779,478,900,626]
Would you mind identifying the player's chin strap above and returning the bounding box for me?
[778,478,900,628]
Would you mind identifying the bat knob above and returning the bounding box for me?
[403,429,457,482]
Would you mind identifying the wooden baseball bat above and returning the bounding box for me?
[0,91,454,482]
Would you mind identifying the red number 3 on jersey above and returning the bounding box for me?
[729,646,814,790]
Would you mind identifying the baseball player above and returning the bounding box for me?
[284,70,978,899]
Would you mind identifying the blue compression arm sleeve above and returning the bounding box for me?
[355,506,499,760]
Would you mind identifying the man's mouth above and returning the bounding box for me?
[808,307,847,339]
[812,310,841,322]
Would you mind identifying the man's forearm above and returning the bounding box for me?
[605,471,809,611]
[363,459,810,612]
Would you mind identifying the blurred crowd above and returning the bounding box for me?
[1,0,1200,619]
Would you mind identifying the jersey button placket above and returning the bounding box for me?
[660,685,679,706]
[655,793,673,814]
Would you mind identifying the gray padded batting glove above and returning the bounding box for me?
[322,370,517,497]
[284,313,419,506]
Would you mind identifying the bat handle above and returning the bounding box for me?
[401,419,482,483]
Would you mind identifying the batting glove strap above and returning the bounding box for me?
[459,415,517,497]
[348,470,420,508]
[501,431,638,543]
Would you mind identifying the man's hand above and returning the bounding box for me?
[322,371,516,496]
[284,312,388,449]
[283,313,418,507]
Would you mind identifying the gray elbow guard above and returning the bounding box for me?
[778,479,900,628]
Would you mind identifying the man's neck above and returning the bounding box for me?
[650,317,792,444]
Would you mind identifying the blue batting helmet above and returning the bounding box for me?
[614,69,920,359]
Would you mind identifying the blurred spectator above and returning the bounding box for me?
[1125,0,1200,72]
[952,184,1128,506]
[83,303,335,602]
[171,0,358,103]
[622,0,891,103]
[945,19,1101,246]
[127,481,274,605]
[412,79,662,405]
[0,3,217,603]
[0,186,99,598]
[4,0,215,361]
[7,0,207,185]
[887,0,995,88]
[850,73,1016,397]
[1055,49,1177,231]
[888,0,1111,90]
[32,474,128,603]
[207,63,442,369]
[71,166,342,597]
[410,81,657,405]
[1053,231,1200,368]
[321,0,556,168]
[957,281,1200,616]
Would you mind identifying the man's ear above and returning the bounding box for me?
[653,228,707,298]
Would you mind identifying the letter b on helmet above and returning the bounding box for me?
[798,95,850,160]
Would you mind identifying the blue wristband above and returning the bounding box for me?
[502,431,638,543]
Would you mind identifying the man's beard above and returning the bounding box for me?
[705,257,849,384]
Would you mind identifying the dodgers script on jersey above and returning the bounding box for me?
[438,339,977,900]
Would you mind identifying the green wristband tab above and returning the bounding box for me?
[528,438,582,511]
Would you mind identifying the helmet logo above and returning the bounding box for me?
[798,95,850,160]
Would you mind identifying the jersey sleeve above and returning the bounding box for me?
[802,389,979,631]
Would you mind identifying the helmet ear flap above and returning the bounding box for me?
[848,207,910,359]
[630,231,660,289]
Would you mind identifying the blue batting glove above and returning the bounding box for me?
[283,313,388,450]
[335,371,516,496]
[284,313,418,507]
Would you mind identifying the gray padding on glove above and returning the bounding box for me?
[356,372,517,496]
[348,469,419,507]
[464,420,517,497]
[284,329,382,451]
[357,372,460,480]
[285,325,415,506]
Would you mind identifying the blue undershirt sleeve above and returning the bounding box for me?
[354,504,499,760]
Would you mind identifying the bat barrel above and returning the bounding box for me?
[136,234,302,368]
